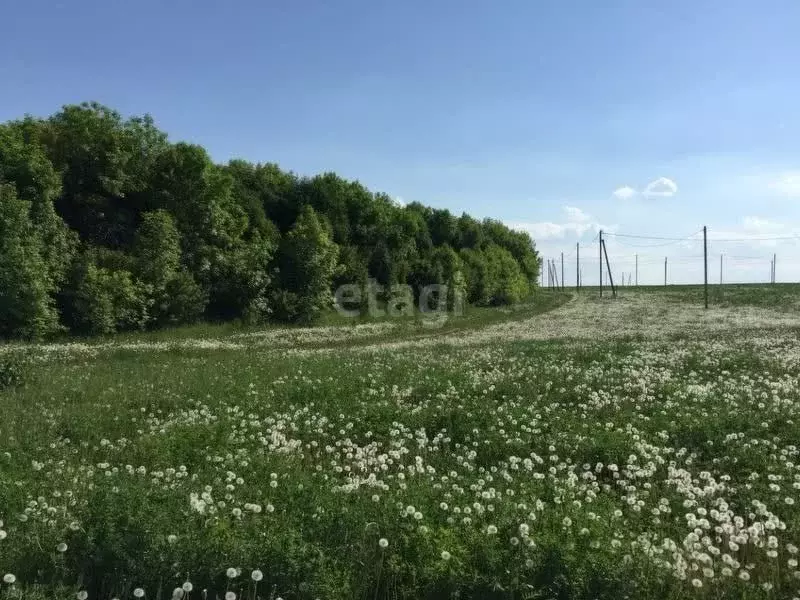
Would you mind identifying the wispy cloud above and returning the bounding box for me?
[768,172,800,197]
[563,206,591,223]
[742,216,784,234]
[612,186,637,200]
[642,177,678,198]
[706,216,800,248]
[508,206,610,240]
[612,178,677,200]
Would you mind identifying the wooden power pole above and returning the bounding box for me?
[703,225,708,309]
[599,231,603,297]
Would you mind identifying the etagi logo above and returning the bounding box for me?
[333,280,464,327]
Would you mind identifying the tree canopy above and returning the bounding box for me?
[0,102,541,339]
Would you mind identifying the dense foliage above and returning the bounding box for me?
[0,102,540,339]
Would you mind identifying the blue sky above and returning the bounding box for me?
[3,0,800,284]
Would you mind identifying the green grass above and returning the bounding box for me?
[1,291,800,599]
[5,291,571,350]
[578,282,800,311]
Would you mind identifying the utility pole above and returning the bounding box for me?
[599,230,603,297]
[576,243,580,290]
[601,239,616,297]
[720,254,723,285]
[561,252,564,291]
[664,257,667,287]
[773,253,777,284]
[635,254,638,287]
[547,259,551,289]
[553,259,559,289]
[703,225,708,309]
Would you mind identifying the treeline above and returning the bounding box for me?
[0,102,540,339]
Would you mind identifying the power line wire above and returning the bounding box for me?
[708,234,800,242]
[603,230,703,241]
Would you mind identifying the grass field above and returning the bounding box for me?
[2,286,800,599]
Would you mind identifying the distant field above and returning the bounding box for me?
[628,283,800,310]
[556,283,800,311]
[2,290,800,599]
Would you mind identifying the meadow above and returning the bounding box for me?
[2,286,800,599]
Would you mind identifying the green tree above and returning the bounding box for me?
[65,259,150,335]
[0,185,62,339]
[459,248,491,305]
[456,213,484,249]
[427,208,459,247]
[150,145,274,321]
[484,244,530,304]
[42,102,168,248]
[274,206,339,323]
[0,101,545,339]
[368,241,395,288]
[133,210,181,287]
[334,245,369,290]
[205,233,275,323]
[481,218,540,285]
[161,271,207,326]
[0,122,77,287]
[431,245,466,310]
[225,159,281,241]
[132,210,206,326]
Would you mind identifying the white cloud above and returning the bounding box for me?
[508,206,608,240]
[706,216,798,249]
[643,177,678,198]
[768,172,800,197]
[393,196,406,206]
[612,186,637,200]
[563,206,591,223]
[742,216,783,234]
[513,221,574,239]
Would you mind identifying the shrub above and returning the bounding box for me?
[70,263,151,335]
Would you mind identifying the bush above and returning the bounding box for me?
[70,263,151,335]
[484,244,530,305]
